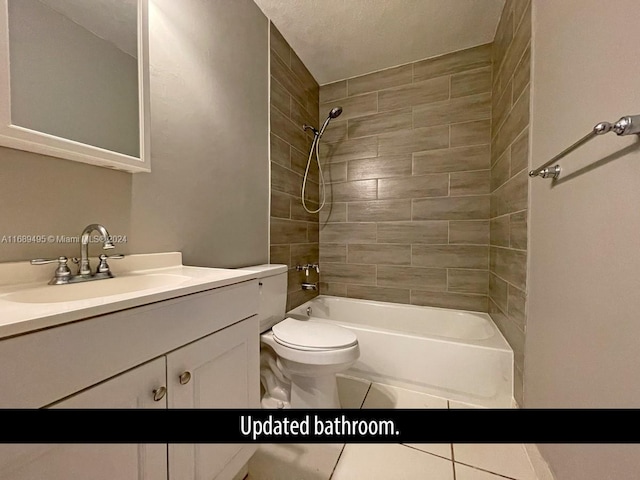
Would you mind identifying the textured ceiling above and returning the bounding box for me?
[253,0,505,85]
[38,0,137,57]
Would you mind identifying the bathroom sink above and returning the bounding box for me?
[0,252,260,339]
[3,273,191,304]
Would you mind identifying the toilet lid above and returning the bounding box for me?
[272,318,358,350]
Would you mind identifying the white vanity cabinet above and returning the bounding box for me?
[168,318,259,480]
[0,278,260,480]
[0,358,168,480]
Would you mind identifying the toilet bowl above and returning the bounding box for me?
[261,317,359,408]
[239,264,360,409]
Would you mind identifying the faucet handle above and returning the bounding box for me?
[296,264,320,277]
[99,254,124,260]
[31,257,72,284]
[97,253,124,274]
[31,256,68,265]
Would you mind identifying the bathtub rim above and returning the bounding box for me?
[287,295,513,352]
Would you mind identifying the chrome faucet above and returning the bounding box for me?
[31,224,124,285]
[78,224,115,276]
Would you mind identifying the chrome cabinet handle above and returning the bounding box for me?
[152,386,167,401]
[179,371,192,385]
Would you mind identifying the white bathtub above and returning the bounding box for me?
[288,295,513,408]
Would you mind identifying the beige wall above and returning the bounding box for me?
[489,0,531,406]
[528,0,640,477]
[0,0,269,269]
[268,23,321,310]
[318,46,493,311]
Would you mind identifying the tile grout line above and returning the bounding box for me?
[402,444,453,463]
[488,274,527,303]
[454,460,525,480]
[488,297,526,335]
[360,382,373,409]
[449,400,456,480]
[450,434,456,480]
[328,444,347,480]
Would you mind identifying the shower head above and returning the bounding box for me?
[329,106,343,119]
[317,106,343,138]
[301,107,343,215]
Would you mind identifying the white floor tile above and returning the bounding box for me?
[331,444,453,480]
[361,383,449,409]
[336,374,371,409]
[455,463,513,480]
[453,444,536,480]
[404,443,452,459]
[247,443,343,480]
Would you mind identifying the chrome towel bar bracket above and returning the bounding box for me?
[529,114,640,179]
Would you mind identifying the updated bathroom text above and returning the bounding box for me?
[240,414,399,440]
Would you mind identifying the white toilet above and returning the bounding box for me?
[240,264,359,409]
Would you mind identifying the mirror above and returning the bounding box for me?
[0,0,150,172]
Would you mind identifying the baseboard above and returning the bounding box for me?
[525,444,555,480]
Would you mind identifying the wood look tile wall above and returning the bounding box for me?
[318,44,494,313]
[489,0,531,405]
[268,23,320,310]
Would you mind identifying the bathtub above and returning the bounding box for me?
[288,295,513,408]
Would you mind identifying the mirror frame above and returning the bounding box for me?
[0,0,150,173]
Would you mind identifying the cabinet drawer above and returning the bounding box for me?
[0,280,258,408]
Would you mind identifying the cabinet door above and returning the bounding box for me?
[167,317,259,480]
[0,358,168,480]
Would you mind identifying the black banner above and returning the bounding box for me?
[1,409,639,443]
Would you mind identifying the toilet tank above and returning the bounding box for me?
[238,264,288,333]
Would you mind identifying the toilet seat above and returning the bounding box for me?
[272,317,357,351]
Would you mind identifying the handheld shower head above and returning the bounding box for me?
[329,106,343,119]
[300,106,343,215]
[318,106,343,137]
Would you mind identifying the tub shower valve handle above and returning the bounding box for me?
[296,264,320,277]
[296,264,309,277]
[297,264,320,290]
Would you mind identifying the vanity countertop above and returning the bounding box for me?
[0,252,258,339]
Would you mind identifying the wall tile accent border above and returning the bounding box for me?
[268,23,320,310]
[319,44,494,313]
[489,0,531,406]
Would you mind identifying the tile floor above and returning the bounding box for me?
[247,375,538,480]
